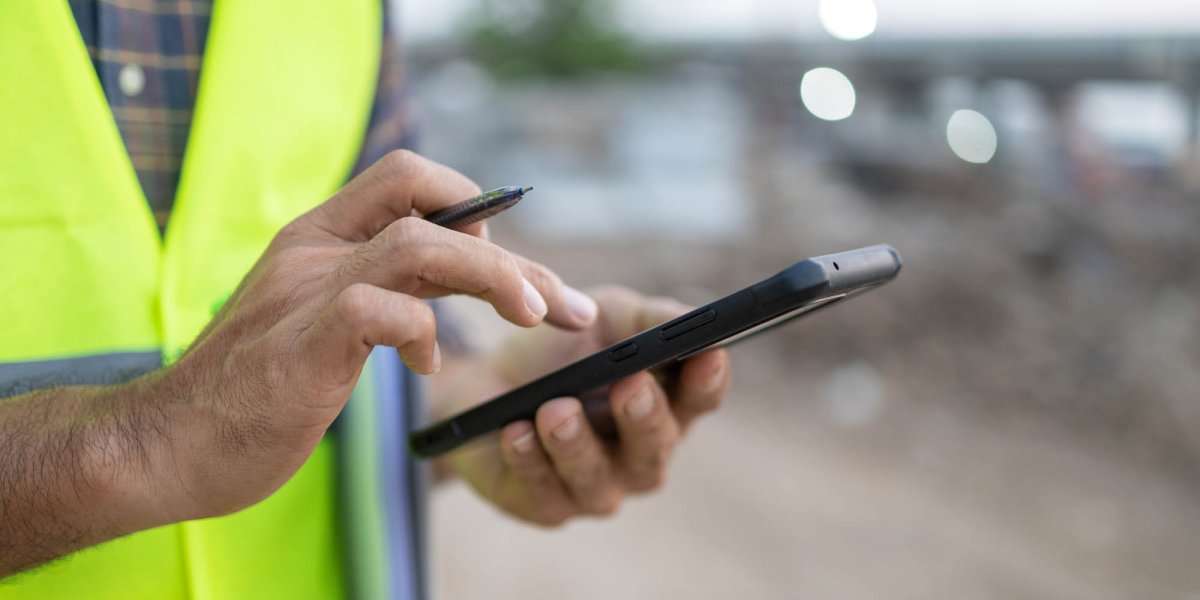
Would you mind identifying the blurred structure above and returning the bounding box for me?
[459,0,643,78]
[403,1,1200,597]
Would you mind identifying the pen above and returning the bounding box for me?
[423,185,532,229]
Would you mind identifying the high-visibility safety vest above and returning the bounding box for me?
[0,2,426,598]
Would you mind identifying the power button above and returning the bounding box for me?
[607,342,639,363]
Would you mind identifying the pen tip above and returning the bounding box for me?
[521,186,533,194]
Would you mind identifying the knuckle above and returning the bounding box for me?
[255,250,310,304]
[335,283,376,323]
[640,445,671,474]
[552,435,589,460]
[706,389,726,410]
[524,259,563,289]
[268,245,312,274]
[408,241,440,269]
[495,250,521,275]
[566,459,608,489]
[379,148,419,176]
[412,301,437,337]
[687,381,726,411]
[257,260,291,292]
[533,506,573,528]
[589,493,622,517]
[496,252,524,287]
[631,414,666,436]
[513,462,552,487]
[385,216,428,250]
[260,351,292,395]
[626,438,674,491]
[632,470,667,493]
[271,219,304,246]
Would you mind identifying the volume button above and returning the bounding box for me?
[660,309,717,340]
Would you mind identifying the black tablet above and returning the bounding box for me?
[408,244,902,458]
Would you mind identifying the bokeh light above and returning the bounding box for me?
[818,0,879,41]
[800,67,857,121]
[946,109,998,163]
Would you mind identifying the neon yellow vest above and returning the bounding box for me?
[0,2,386,597]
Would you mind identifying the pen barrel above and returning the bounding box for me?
[423,186,526,229]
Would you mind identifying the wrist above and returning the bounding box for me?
[0,377,194,575]
[90,372,200,532]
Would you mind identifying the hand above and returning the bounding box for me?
[0,150,606,575]
[442,286,731,526]
[139,151,596,522]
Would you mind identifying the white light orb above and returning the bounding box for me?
[946,109,998,164]
[818,0,878,41]
[800,67,857,121]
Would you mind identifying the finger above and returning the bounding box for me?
[535,398,623,516]
[670,348,730,431]
[337,217,547,327]
[499,421,575,527]
[305,150,485,242]
[609,371,679,492]
[589,287,693,345]
[300,284,440,387]
[514,256,597,330]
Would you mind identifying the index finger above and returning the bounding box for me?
[304,150,485,242]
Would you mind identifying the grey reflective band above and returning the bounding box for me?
[0,350,162,399]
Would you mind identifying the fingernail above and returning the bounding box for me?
[552,414,581,442]
[702,362,724,393]
[430,341,442,373]
[626,385,655,421]
[562,285,598,325]
[522,277,548,320]
[513,431,536,454]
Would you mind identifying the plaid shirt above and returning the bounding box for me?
[68,0,414,229]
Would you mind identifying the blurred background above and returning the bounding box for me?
[402,1,1200,597]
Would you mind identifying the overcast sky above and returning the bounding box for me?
[401,0,1200,42]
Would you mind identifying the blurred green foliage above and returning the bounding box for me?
[461,0,645,79]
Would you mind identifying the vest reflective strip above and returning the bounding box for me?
[0,351,161,399]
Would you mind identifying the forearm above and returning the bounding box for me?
[0,378,171,576]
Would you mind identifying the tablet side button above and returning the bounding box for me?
[607,342,639,363]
